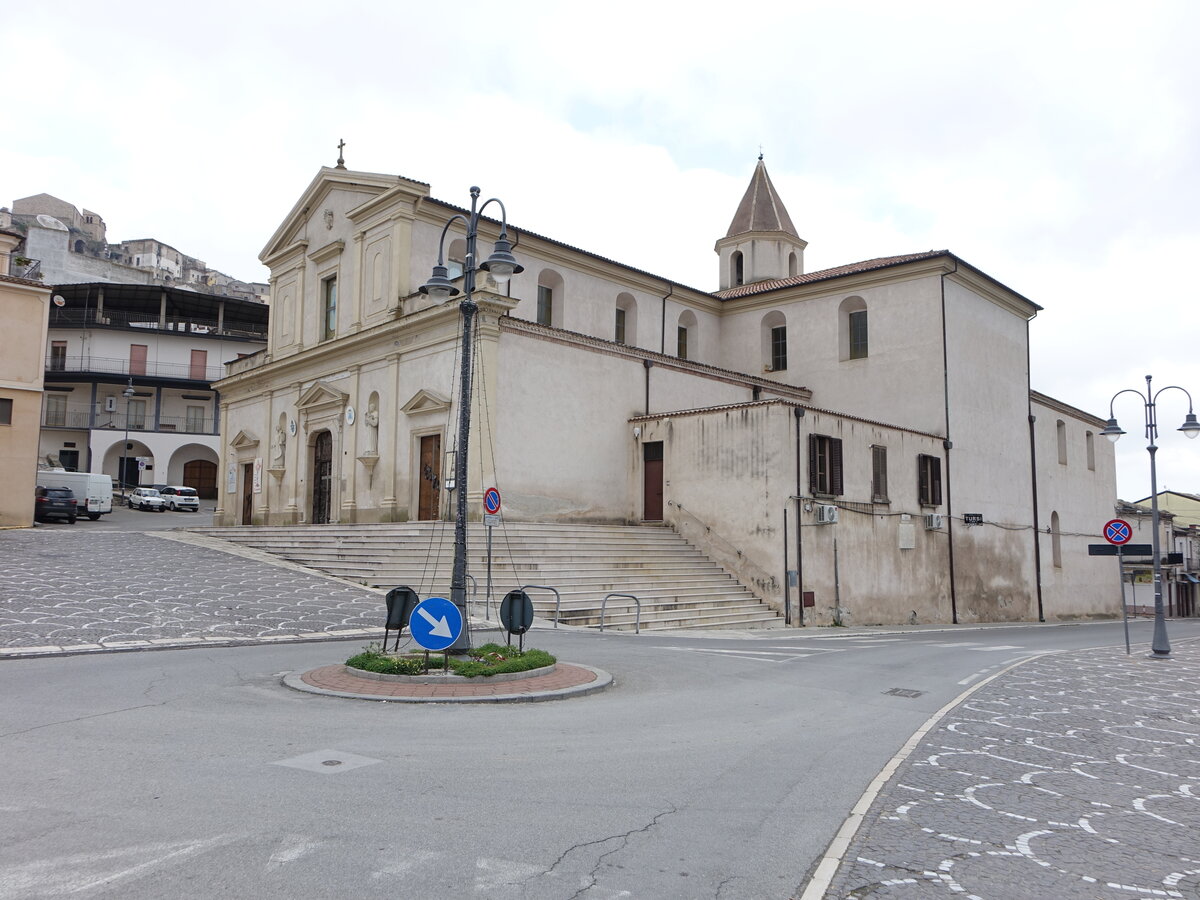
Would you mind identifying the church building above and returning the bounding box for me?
[213,158,1119,626]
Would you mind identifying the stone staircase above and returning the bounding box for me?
[186,522,781,632]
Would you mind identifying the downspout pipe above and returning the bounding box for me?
[660,284,673,355]
[794,406,805,626]
[940,266,959,624]
[643,359,653,416]
[1026,314,1045,621]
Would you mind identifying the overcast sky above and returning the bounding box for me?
[5,0,1198,501]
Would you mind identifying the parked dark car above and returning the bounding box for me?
[34,486,77,523]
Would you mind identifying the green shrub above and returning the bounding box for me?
[345,642,555,678]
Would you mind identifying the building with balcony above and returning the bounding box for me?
[0,217,52,526]
[39,283,268,496]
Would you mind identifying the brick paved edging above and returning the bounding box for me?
[284,662,613,703]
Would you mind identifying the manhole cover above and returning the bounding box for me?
[271,750,381,774]
[884,687,925,698]
[322,760,342,766]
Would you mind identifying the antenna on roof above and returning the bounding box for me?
[336,138,346,169]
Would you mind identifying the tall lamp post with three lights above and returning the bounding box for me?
[419,187,522,652]
[1101,374,1200,658]
[120,377,135,495]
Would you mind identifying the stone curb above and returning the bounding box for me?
[0,629,381,660]
[283,663,614,704]
[346,663,557,684]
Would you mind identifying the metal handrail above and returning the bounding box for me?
[518,584,562,627]
[599,593,641,634]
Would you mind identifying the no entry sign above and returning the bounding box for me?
[1103,519,1132,545]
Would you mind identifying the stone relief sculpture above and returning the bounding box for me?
[272,424,286,468]
[363,396,380,454]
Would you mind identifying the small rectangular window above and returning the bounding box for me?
[871,445,888,502]
[1086,431,1095,471]
[537,286,553,326]
[1056,420,1067,466]
[615,307,626,345]
[808,434,844,496]
[50,342,67,371]
[0,397,12,425]
[127,398,147,430]
[848,310,868,359]
[322,276,338,340]
[770,325,787,371]
[45,394,66,426]
[917,454,942,506]
[677,326,688,360]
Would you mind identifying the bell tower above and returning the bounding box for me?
[716,156,807,290]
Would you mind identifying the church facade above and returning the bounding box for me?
[213,160,1119,626]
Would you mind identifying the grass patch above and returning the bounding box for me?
[346,642,555,678]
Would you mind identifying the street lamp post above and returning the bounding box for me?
[1101,374,1200,658]
[420,187,522,652]
[120,377,135,495]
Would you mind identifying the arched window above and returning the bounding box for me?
[732,251,744,287]
[839,296,868,360]
[536,269,564,327]
[1051,511,1062,568]
[615,293,637,346]
[761,310,787,372]
[677,310,697,360]
[446,238,466,280]
[788,252,798,278]
[1057,420,1067,466]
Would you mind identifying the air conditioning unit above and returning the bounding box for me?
[924,514,944,530]
[815,504,839,524]
[104,396,117,412]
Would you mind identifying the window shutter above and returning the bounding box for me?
[808,434,818,494]
[932,458,942,506]
[830,438,844,496]
[918,455,928,504]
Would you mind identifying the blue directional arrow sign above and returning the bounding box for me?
[408,596,463,651]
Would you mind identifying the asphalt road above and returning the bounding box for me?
[4,619,1197,898]
[30,500,214,532]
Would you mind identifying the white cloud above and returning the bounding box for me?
[5,0,1199,497]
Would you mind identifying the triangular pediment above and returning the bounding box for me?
[260,167,429,264]
[297,380,349,410]
[400,389,452,415]
[229,429,259,450]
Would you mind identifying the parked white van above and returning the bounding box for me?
[35,470,114,520]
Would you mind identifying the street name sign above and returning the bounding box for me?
[1088,544,1151,556]
[408,596,463,651]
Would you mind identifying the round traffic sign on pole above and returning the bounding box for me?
[1104,519,1132,545]
[483,487,502,515]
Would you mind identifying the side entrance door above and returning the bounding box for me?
[312,431,332,524]
[241,463,253,525]
[418,434,441,520]
[643,441,664,521]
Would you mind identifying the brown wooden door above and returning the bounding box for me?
[643,441,664,521]
[189,349,208,380]
[418,434,441,520]
[241,463,253,525]
[129,344,147,376]
[183,460,217,499]
[312,431,332,524]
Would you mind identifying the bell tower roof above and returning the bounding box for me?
[725,156,799,239]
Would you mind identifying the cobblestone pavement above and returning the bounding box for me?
[0,529,385,654]
[822,641,1200,899]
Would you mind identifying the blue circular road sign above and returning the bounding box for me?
[408,596,463,651]
[1104,519,1132,545]
[484,487,502,515]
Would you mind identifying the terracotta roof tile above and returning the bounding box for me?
[714,250,950,299]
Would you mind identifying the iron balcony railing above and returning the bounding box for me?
[42,409,216,434]
[48,307,267,339]
[10,256,43,280]
[46,354,225,382]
